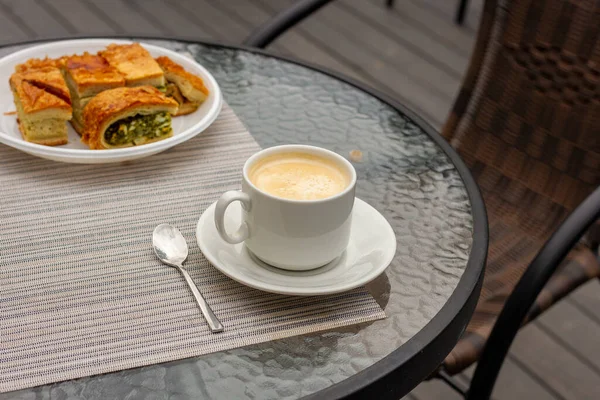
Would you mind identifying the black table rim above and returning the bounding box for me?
[0,34,489,400]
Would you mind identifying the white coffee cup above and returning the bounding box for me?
[214,145,357,271]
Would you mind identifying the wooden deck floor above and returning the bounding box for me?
[1,1,599,399]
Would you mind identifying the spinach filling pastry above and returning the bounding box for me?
[82,86,178,150]
[104,112,172,146]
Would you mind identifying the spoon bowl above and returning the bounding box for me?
[153,223,189,267]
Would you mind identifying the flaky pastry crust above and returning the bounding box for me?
[61,52,125,95]
[99,43,164,86]
[15,57,60,73]
[155,56,209,98]
[10,73,71,115]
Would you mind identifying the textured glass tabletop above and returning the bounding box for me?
[0,40,481,400]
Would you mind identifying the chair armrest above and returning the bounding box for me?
[467,186,600,400]
[243,0,335,48]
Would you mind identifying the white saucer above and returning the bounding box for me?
[196,198,396,296]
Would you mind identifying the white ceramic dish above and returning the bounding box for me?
[0,39,223,163]
[196,197,397,296]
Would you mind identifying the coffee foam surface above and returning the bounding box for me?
[249,152,349,200]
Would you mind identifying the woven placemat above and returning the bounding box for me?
[0,104,385,393]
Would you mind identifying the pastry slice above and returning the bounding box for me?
[10,69,72,146]
[61,52,125,98]
[99,43,165,88]
[82,86,178,149]
[60,52,125,134]
[155,56,209,116]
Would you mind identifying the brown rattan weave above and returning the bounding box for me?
[441,0,600,374]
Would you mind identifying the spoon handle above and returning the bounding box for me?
[176,265,224,333]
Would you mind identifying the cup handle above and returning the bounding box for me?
[214,191,251,244]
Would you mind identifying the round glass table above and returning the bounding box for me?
[0,38,487,400]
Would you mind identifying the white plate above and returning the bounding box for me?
[196,198,397,296]
[0,39,223,163]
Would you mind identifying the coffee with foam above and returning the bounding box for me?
[248,152,350,200]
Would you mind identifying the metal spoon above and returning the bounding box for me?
[152,224,224,333]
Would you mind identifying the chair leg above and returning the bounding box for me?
[455,0,469,25]
[386,0,395,8]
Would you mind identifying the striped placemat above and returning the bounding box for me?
[0,104,385,393]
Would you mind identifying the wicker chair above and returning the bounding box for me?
[441,0,600,372]
[244,0,600,398]
[438,0,600,397]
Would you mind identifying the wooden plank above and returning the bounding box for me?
[0,1,37,44]
[509,323,600,399]
[341,0,468,76]
[416,0,484,34]
[255,0,449,128]
[1,0,66,38]
[81,0,163,36]
[463,356,560,399]
[212,0,367,82]
[569,280,600,323]
[314,1,460,100]
[40,0,117,34]
[77,0,123,34]
[205,0,289,54]
[173,0,251,44]
[410,379,463,400]
[244,0,400,94]
[535,300,600,374]
[34,0,77,34]
[362,0,474,56]
[129,0,212,38]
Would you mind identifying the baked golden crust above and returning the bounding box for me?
[82,86,178,149]
[15,57,60,73]
[99,43,164,86]
[12,55,72,108]
[61,52,125,96]
[15,67,71,104]
[155,56,209,98]
[10,74,71,115]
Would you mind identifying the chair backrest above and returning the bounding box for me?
[446,3,600,398]
[443,0,600,238]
